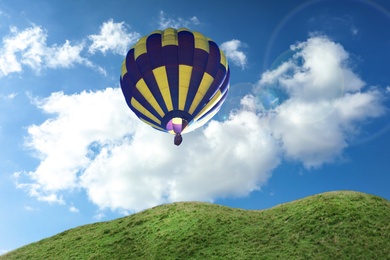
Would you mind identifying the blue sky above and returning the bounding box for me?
[1,0,390,253]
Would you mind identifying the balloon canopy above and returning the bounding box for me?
[120,28,230,145]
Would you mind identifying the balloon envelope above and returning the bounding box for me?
[120,28,230,144]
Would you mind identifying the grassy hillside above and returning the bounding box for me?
[2,191,389,259]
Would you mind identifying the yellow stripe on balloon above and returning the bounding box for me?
[162,28,178,46]
[121,59,128,78]
[139,118,165,131]
[153,66,173,111]
[220,49,228,70]
[131,98,161,124]
[193,90,223,121]
[134,36,147,60]
[178,65,192,110]
[135,79,164,117]
[193,32,209,53]
[188,73,214,114]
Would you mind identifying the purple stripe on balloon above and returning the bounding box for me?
[178,30,194,66]
[147,33,164,69]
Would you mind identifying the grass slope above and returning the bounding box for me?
[2,191,389,259]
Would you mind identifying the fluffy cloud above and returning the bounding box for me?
[88,19,140,56]
[0,20,140,77]
[221,40,248,70]
[0,26,46,75]
[0,25,106,76]
[258,35,385,168]
[18,88,134,193]
[45,40,85,68]
[15,87,280,212]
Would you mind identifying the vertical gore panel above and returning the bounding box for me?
[130,97,161,124]
[192,68,229,122]
[188,73,214,114]
[122,76,163,127]
[131,85,163,122]
[122,48,163,124]
[135,78,164,117]
[178,65,192,110]
[220,67,230,94]
[120,75,134,108]
[189,41,221,115]
[134,36,148,59]
[121,59,127,78]
[178,30,194,66]
[147,33,164,69]
[204,42,220,77]
[153,66,173,111]
[184,48,209,112]
[220,48,228,70]
[162,45,179,110]
[162,28,178,46]
[135,53,168,114]
[146,32,173,112]
[190,65,228,118]
[125,49,142,84]
[193,32,209,52]
[197,88,228,122]
[178,30,195,110]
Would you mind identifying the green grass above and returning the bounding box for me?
[2,191,389,259]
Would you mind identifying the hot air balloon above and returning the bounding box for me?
[120,28,230,145]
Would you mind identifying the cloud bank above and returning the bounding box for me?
[15,87,280,212]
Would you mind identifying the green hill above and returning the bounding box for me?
[2,191,389,259]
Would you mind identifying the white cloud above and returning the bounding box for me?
[259,61,294,86]
[15,87,280,212]
[158,11,200,30]
[17,88,134,193]
[0,25,107,76]
[276,36,365,101]
[0,26,46,75]
[258,35,385,168]
[88,19,140,56]
[221,39,247,70]
[45,40,85,68]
